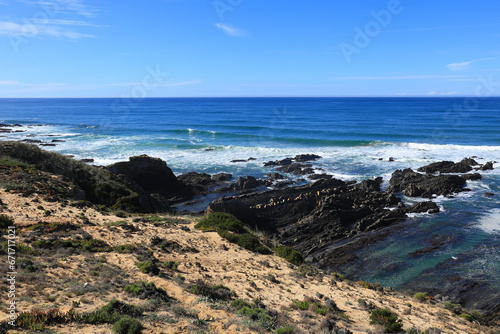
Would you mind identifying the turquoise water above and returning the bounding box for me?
[1,97,499,293]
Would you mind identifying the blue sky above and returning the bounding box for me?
[0,0,499,97]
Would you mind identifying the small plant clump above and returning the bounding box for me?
[274,326,295,334]
[186,282,235,301]
[195,212,271,254]
[33,238,112,252]
[0,214,14,229]
[274,246,304,266]
[136,260,160,275]
[292,300,310,311]
[194,212,244,233]
[231,299,277,331]
[369,308,403,333]
[124,281,172,302]
[164,260,179,271]
[413,292,427,302]
[112,315,144,334]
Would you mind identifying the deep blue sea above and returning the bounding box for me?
[1,97,499,295]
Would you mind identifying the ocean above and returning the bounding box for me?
[1,97,499,297]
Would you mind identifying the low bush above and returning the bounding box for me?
[195,212,244,233]
[413,292,427,302]
[124,281,171,302]
[81,299,142,324]
[0,214,14,229]
[112,315,143,334]
[33,238,112,252]
[369,308,403,333]
[274,246,303,266]
[17,258,37,273]
[187,282,235,301]
[136,261,160,275]
[275,326,295,334]
[292,300,310,311]
[218,230,271,254]
[164,260,179,271]
[231,298,277,330]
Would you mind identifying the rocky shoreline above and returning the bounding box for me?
[101,151,499,319]
[1,139,499,326]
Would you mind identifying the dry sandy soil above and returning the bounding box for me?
[0,189,495,334]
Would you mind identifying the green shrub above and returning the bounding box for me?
[231,299,252,310]
[314,303,329,316]
[186,283,235,301]
[195,212,244,232]
[124,281,171,302]
[136,261,160,275]
[16,308,79,331]
[231,298,277,330]
[17,258,37,273]
[33,238,112,252]
[0,214,14,229]
[413,292,427,302]
[112,316,143,334]
[164,260,179,271]
[274,246,304,266]
[115,244,136,253]
[81,299,142,324]
[444,302,462,314]
[459,313,473,322]
[369,308,403,333]
[218,230,271,254]
[292,300,310,311]
[275,326,295,334]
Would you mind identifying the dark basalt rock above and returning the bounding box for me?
[461,173,482,181]
[108,155,180,196]
[208,178,407,263]
[405,201,440,214]
[387,168,468,198]
[308,173,333,180]
[276,163,314,175]
[264,158,294,167]
[233,176,262,190]
[212,173,232,182]
[177,172,213,187]
[480,161,495,171]
[417,158,478,174]
[267,172,286,180]
[484,304,500,326]
[294,154,322,162]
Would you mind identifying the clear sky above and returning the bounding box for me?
[1,0,499,97]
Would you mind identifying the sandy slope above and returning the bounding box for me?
[0,189,494,334]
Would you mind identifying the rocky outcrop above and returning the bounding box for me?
[108,155,181,195]
[206,177,443,264]
[386,168,469,198]
[417,158,478,174]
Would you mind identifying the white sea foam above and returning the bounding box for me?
[475,209,500,234]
